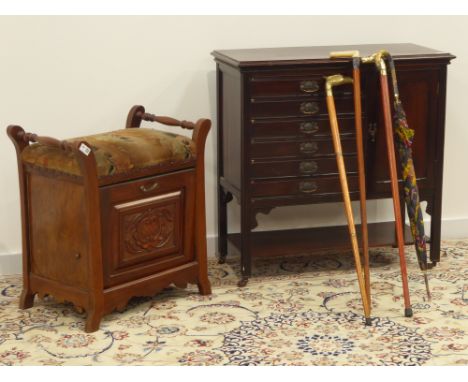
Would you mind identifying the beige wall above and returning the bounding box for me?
[1,16,467,261]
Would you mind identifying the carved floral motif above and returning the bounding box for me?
[124,206,175,254]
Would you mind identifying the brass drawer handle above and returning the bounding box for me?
[300,101,319,115]
[300,80,319,93]
[300,142,318,154]
[299,161,318,174]
[299,121,319,135]
[299,181,318,193]
[140,181,159,193]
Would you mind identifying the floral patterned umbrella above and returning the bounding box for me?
[387,54,431,298]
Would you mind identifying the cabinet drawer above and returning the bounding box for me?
[250,76,324,97]
[251,156,358,179]
[250,116,355,139]
[251,137,356,159]
[250,97,354,119]
[100,169,196,287]
[251,176,359,198]
[249,72,352,98]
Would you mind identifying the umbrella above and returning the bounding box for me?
[386,53,431,299]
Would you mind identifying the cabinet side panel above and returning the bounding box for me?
[366,64,441,197]
[220,64,242,190]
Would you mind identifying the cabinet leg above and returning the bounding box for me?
[239,201,252,288]
[19,289,35,309]
[217,188,231,264]
[428,192,442,265]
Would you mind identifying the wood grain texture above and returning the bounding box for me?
[214,43,455,284]
[212,43,455,68]
[326,86,371,321]
[7,106,212,332]
[379,70,411,312]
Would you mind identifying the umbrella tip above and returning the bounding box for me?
[424,273,432,300]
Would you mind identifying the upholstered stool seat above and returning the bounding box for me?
[21,128,196,182]
[7,105,212,332]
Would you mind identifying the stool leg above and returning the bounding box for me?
[85,305,103,333]
[7,126,36,311]
[19,289,35,309]
[192,119,212,296]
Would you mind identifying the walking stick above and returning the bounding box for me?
[329,50,370,305]
[325,74,372,326]
[362,50,413,317]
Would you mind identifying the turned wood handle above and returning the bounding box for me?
[138,111,196,130]
[19,131,73,151]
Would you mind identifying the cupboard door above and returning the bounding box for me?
[100,169,196,287]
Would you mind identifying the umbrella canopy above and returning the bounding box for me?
[386,54,431,297]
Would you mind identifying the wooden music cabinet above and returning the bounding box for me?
[212,43,455,286]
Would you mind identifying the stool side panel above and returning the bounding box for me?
[27,172,89,289]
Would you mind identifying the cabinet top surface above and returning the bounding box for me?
[212,43,455,68]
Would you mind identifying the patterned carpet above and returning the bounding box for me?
[0,240,467,366]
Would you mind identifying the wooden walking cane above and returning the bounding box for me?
[325,74,372,326]
[329,50,370,305]
[362,50,413,317]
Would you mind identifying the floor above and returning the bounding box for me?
[0,240,467,365]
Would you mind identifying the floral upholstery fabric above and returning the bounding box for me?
[20,128,196,178]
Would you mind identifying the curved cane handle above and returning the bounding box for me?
[329,50,360,58]
[325,74,353,96]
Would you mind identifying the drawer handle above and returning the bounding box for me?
[140,181,159,193]
[300,142,318,154]
[299,161,318,174]
[300,80,319,93]
[299,121,319,135]
[299,181,318,193]
[300,102,319,115]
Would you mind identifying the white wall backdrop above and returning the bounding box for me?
[1,16,467,271]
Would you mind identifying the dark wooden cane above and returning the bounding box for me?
[373,53,413,317]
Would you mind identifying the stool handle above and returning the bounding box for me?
[17,130,74,152]
[139,112,196,130]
